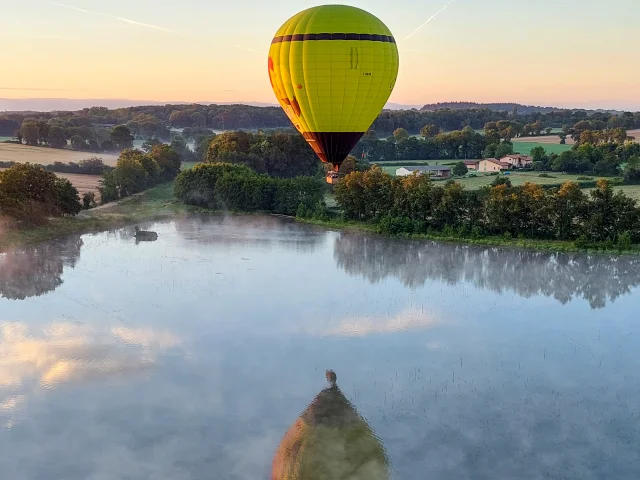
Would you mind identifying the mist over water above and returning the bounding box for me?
[1,216,639,479]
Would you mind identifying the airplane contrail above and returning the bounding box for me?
[404,0,457,41]
[45,1,178,34]
[45,1,260,54]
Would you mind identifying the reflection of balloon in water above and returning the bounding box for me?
[268,5,399,181]
[272,370,389,480]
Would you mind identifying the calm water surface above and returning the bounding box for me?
[1,216,640,479]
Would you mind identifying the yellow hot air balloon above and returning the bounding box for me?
[272,370,390,480]
[268,5,400,183]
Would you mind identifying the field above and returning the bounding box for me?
[0,143,120,166]
[511,141,573,155]
[377,159,458,175]
[446,171,610,190]
[513,129,640,154]
[583,184,640,202]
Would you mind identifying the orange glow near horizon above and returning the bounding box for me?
[2,0,639,110]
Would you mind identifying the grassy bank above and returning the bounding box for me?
[0,183,199,251]
[296,217,640,255]
[3,180,640,256]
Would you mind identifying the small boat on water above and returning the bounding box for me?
[134,226,158,242]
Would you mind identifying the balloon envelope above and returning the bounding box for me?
[272,372,389,480]
[268,5,400,171]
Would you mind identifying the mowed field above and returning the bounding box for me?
[511,141,573,155]
[377,159,458,175]
[448,172,610,190]
[0,143,120,166]
[513,129,640,150]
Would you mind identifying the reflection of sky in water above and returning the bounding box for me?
[1,216,640,479]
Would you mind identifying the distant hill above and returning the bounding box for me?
[0,98,278,113]
[420,102,623,115]
[1,98,422,113]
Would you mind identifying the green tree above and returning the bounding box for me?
[53,178,82,215]
[47,126,67,149]
[141,138,162,152]
[20,121,39,146]
[483,143,498,158]
[82,192,97,210]
[495,141,514,159]
[70,135,86,151]
[393,128,409,141]
[170,135,196,163]
[0,163,58,220]
[149,144,182,180]
[195,134,217,162]
[452,161,468,177]
[13,130,23,144]
[420,124,440,138]
[114,150,149,196]
[98,170,118,204]
[492,176,512,187]
[110,125,134,150]
[553,182,587,240]
[36,120,51,145]
[530,146,547,164]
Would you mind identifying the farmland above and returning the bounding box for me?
[0,143,120,166]
[512,129,640,155]
[511,140,573,155]
[376,159,457,175]
[448,172,609,190]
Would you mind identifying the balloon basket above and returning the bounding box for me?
[326,172,340,185]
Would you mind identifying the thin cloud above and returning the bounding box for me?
[404,0,457,41]
[45,1,178,34]
[45,1,260,55]
[0,87,70,91]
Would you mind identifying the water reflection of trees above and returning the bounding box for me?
[0,235,83,300]
[173,215,323,253]
[334,233,640,309]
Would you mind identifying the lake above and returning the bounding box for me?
[1,216,640,479]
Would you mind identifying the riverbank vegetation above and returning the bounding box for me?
[327,167,640,250]
[174,163,324,216]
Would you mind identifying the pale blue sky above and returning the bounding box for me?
[2,0,639,108]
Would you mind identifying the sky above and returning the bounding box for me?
[1,0,639,110]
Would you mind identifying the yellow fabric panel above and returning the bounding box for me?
[268,5,399,134]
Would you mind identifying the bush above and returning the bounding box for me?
[538,173,555,178]
[0,163,81,220]
[54,179,82,215]
[617,231,632,251]
[377,216,415,235]
[82,192,97,210]
[174,163,324,215]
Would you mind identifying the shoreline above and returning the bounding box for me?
[2,183,639,256]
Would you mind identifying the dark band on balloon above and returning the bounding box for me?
[272,33,396,44]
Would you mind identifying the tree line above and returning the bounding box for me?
[99,145,182,203]
[174,163,325,216]
[10,120,137,153]
[334,232,640,309]
[333,166,640,249]
[0,157,112,176]
[3,104,639,140]
[204,131,320,178]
